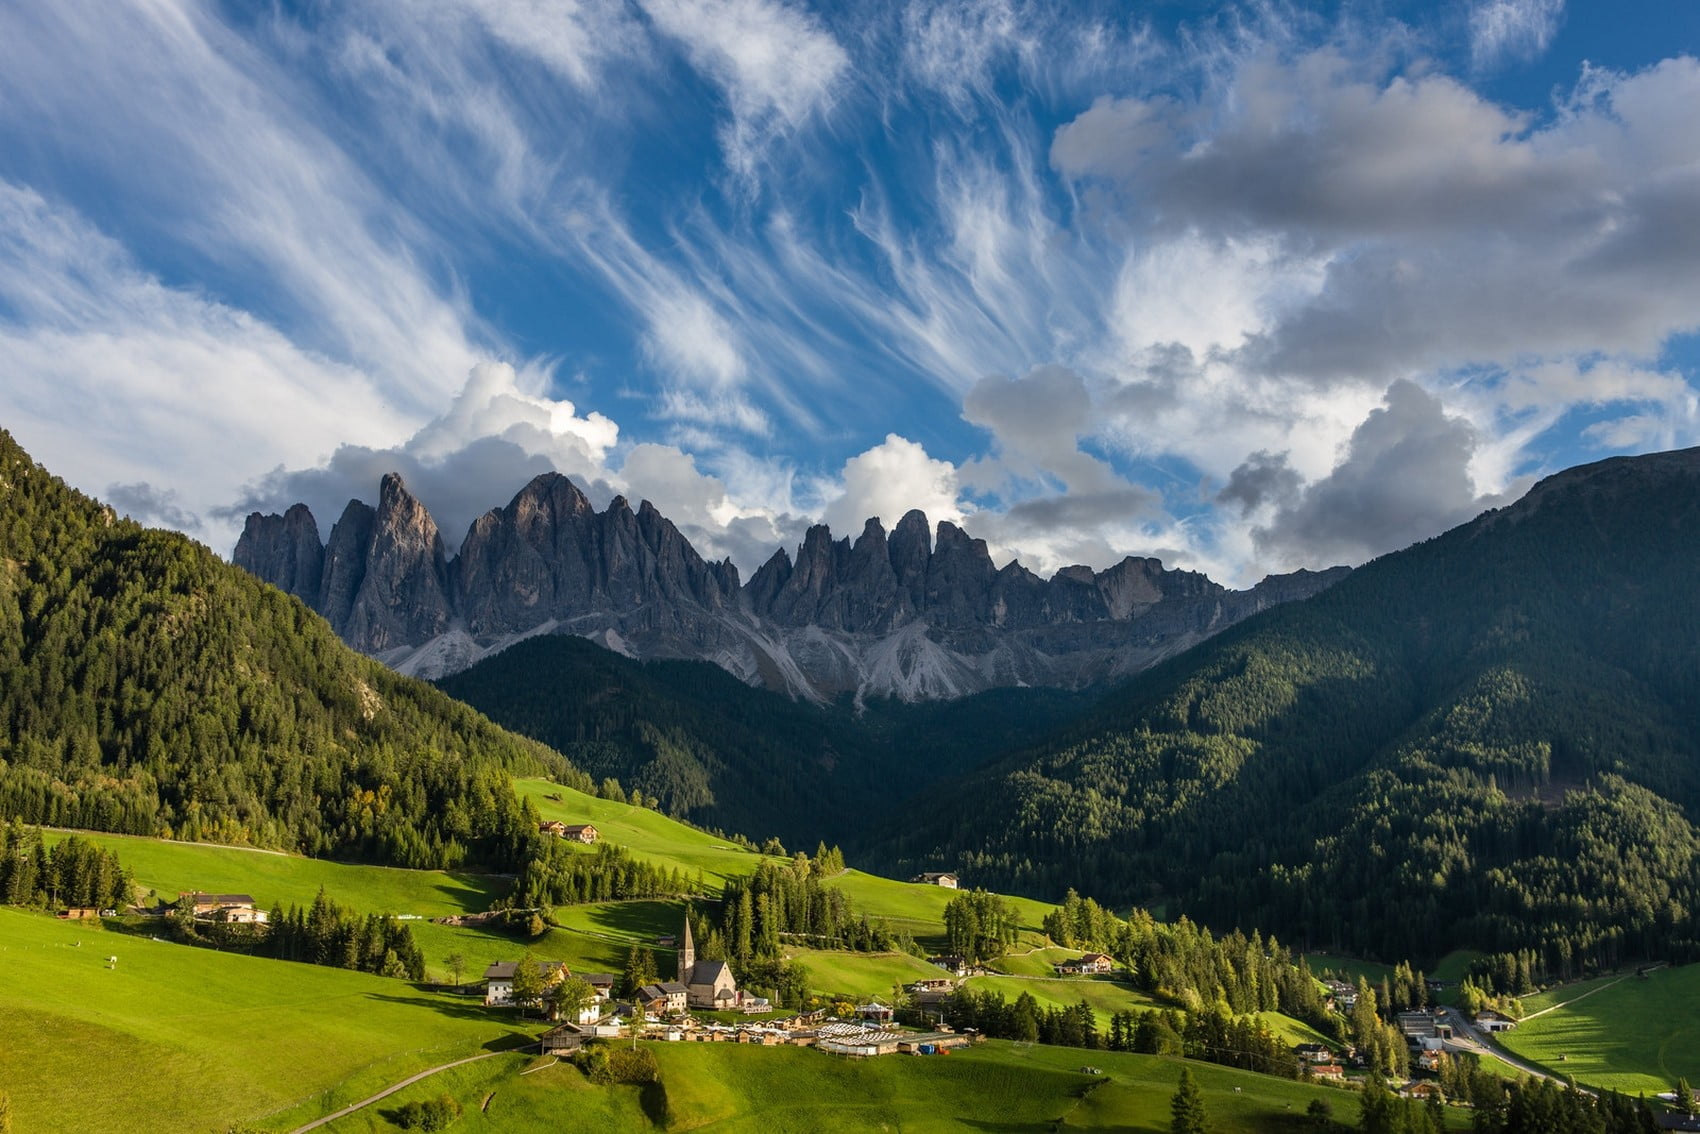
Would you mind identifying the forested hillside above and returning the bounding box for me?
[0,428,580,868]
[437,634,1093,845]
[879,449,1700,971]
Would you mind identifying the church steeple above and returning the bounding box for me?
[678,913,695,983]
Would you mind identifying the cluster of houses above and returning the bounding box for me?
[536,1009,975,1059]
[483,918,775,1028]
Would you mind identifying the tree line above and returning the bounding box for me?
[0,824,130,910]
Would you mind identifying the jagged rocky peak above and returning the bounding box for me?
[232,501,324,608]
[343,473,454,652]
[234,471,1350,698]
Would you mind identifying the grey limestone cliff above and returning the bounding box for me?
[235,473,1348,702]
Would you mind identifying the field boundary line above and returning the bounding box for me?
[287,1049,513,1133]
[1521,971,1639,1021]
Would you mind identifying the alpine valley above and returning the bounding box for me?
[6,423,1700,1134]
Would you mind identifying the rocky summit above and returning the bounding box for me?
[235,472,1347,701]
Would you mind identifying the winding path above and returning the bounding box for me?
[287,1049,513,1133]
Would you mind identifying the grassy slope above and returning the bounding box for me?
[518,776,1056,944]
[333,1040,1451,1134]
[0,907,515,1134]
[1496,966,1700,1093]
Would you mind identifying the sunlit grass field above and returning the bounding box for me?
[1496,964,1700,1093]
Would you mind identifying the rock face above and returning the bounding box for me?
[235,473,1348,702]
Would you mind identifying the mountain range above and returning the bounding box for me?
[9,420,1700,969]
[234,471,1347,702]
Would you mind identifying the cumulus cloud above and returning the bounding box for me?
[1217,450,1303,515]
[1053,53,1700,388]
[1250,381,1516,567]
[821,434,963,537]
[223,361,617,549]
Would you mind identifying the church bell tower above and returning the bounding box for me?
[678,913,695,984]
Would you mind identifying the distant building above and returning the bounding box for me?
[1474,1009,1517,1033]
[561,824,598,844]
[1396,1011,1439,1040]
[677,917,742,1010]
[183,893,267,924]
[1295,1043,1335,1064]
[909,872,958,888]
[539,820,568,836]
[483,959,568,1007]
[539,1023,584,1055]
[928,955,970,977]
[637,982,689,1017]
[855,1002,895,1024]
[1054,953,1114,975]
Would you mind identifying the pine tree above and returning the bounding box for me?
[1170,1066,1209,1134]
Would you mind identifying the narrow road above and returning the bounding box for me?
[287,1049,514,1133]
[1439,1008,1580,1090]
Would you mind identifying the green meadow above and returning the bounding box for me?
[0,907,517,1134]
[517,778,778,884]
[327,1039,1428,1133]
[1495,965,1700,1093]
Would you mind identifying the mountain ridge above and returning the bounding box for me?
[235,470,1347,702]
[869,444,1700,968]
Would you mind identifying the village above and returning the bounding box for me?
[133,823,1542,1104]
[129,859,1537,1099]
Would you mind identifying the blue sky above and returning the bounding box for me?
[1,0,1697,586]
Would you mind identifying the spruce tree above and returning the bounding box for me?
[1170,1065,1209,1134]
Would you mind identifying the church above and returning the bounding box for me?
[677,916,740,1010]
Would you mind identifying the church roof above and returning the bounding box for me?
[693,959,732,982]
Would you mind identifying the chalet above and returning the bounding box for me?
[637,982,689,1017]
[580,973,617,1004]
[906,978,955,993]
[1054,953,1114,975]
[928,954,970,977]
[910,872,958,888]
[561,824,598,844]
[1312,1064,1345,1081]
[1399,1081,1443,1101]
[738,995,773,1014]
[184,893,268,924]
[539,1023,584,1055]
[1474,1009,1516,1033]
[1294,1043,1335,1064]
[483,959,568,1006]
[1320,978,1357,1010]
[539,820,568,836]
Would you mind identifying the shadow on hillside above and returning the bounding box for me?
[369,988,537,1034]
[572,901,679,941]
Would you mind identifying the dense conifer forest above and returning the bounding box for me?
[436,634,1094,846]
[0,429,584,871]
[879,450,1700,968]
